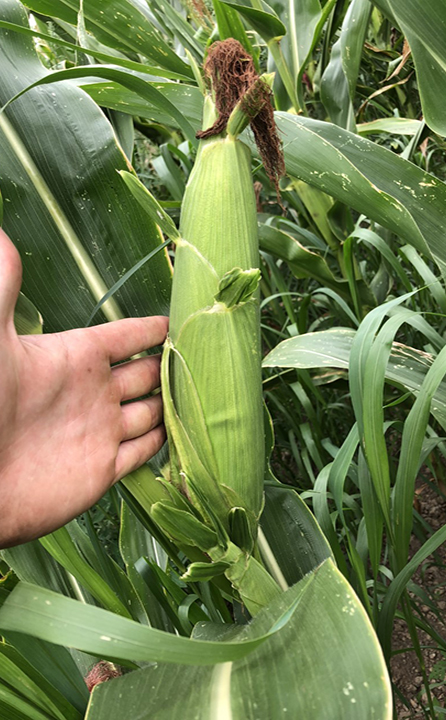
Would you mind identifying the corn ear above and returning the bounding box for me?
[122,124,282,613]
[163,120,265,542]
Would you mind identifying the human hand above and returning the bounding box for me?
[0,228,168,548]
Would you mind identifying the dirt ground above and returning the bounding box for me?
[391,481,446,718]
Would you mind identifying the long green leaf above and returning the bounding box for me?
[222,1,286,42]
[212,0,256,60]
[362,313,411,525]
[0,578,312,666]
[392,344,446,570]
[80,80,203,129]
[85,559,391,720]
[22,0,192,77]
[374,0,446,135]
[0,0,171,332]
[2,634,89,712]
[3,65,198,147]
[378,524,446,658]
[357,117,422,136]
[263,327,446,432]
[348,291,417,452]
[0,685,53,720]
[149,0,204,62]
[268,0,321,78]
[320,0,371,131]
[1,541,72,595]
[274,113,446,278]
[260,483,332,586]
[119,500,172,631]
[327,423,359,522]
[39,527,132,618]
[258,222,356,300]
[0,19,192,80]
[357,448,383,577]
[0,645,81,720]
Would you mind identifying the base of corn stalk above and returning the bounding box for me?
[151,498,281,615]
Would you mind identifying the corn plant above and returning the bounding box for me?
[1,0,446,717]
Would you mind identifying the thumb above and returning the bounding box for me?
[0,228,23,328]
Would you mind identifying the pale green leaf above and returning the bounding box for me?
[263,327,446,431]
[0,578,315,666]
[86,559,391,720]
[275,113,446,278]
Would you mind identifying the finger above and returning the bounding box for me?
[121,394,163,442]
[114,423,166,482]
[112,354,161,401]
[90,315,169,363]
[0,228,23,328]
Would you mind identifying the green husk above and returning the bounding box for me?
[164,128,264,538]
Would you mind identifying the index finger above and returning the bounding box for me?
[90,315,169,363]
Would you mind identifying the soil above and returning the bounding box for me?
[391,481,446,718]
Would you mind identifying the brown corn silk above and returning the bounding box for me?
[197,39,285,195]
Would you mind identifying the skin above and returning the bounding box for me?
[0,228,168,548]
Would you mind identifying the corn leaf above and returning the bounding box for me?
[21,0,192,77]
[0,19,192,80]
[222,2,286,42]
[274,113,446,277]
[0,645,81,720]
[374,0,446,136]
[0,633,89,714]
[0,0,171,332]
[13,292,43,334]
[85,559,391,720]
[263,327,446,431]
[320,0,371,131]
[80,80,203,128]
[39,528,133,619]
[212,0,257,61]
[0,577,317,666]
[260,484,332,586]
[3,65,198,147]
[378,524,446,659]
[268,0,321,80]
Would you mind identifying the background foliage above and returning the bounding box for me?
[1,0,446,717]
